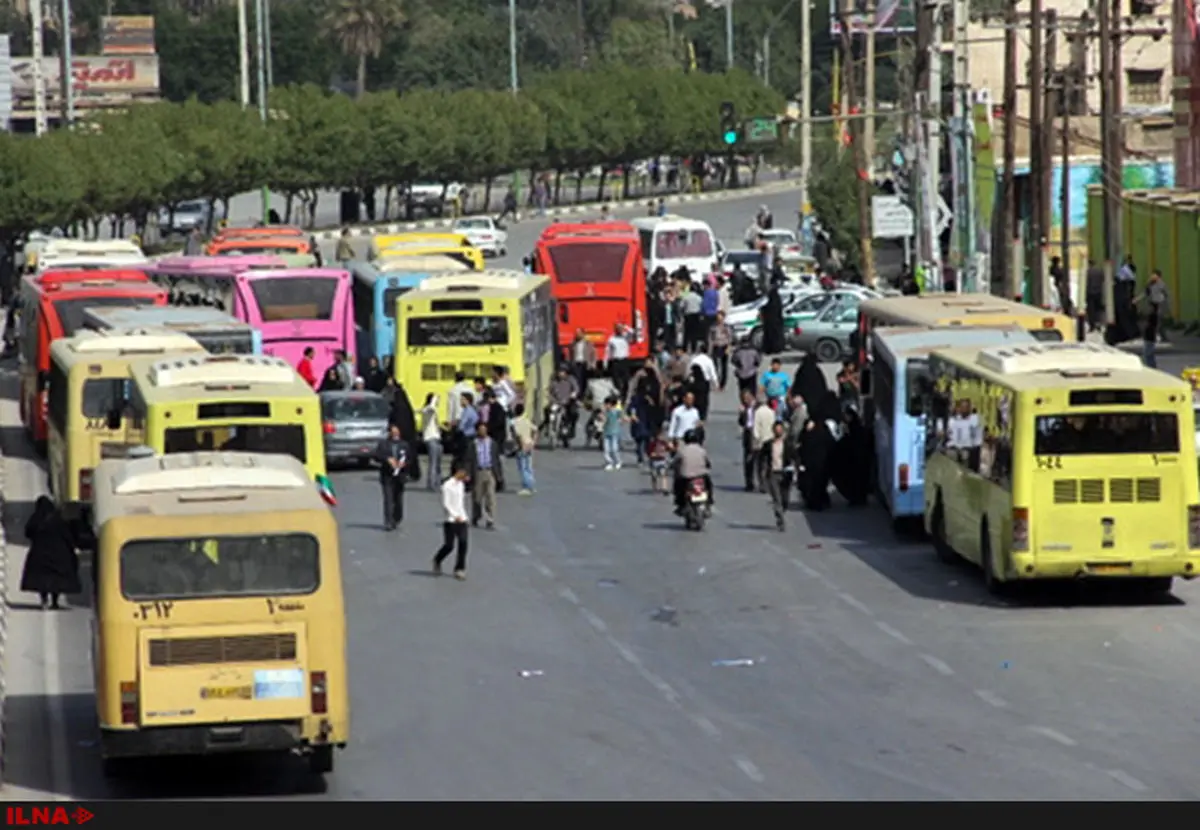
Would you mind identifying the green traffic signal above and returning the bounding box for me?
[723,129,738,145]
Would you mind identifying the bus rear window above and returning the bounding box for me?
[163,424,307,462]
[54,296,157,337]
[547,243,629,283]
[382,286,413,318]
[82,379,129,420]
[120,533,319,601]
[1034,413,1179,455]
[407,315,509,347]
[249,277,337,321]
[655,229,713,259]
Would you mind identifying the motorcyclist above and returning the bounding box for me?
[673,429,713,515]
[544,366,580,436]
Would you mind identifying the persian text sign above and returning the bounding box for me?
[10,56,159,99]
[102,16,156,55]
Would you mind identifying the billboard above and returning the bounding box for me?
[829,0,917,34]
[9,56,159,107]
[0,36,11,130]
[101,16,156,55]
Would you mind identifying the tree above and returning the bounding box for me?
[807,136,863,269]
[324,0,407,99]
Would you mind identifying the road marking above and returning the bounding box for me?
[1108,769,1148,792]
[693,715,721,738]
[1028,726,1077,747]
[512,542,533,557]
[919,653,955,676]
[875,620,913,645]
[787,556,822,580]
[44,607,70,801]
[610,639,641,666]
[558,586,580,605]
[733,755,765,782]
[836,592,874,616]
[580,607,608,633]
[532,561,554,579]
[974,689,1009,709]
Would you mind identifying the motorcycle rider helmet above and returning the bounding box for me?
[683,429,700,445]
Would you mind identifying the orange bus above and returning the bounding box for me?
[532,221,648,362]
[213,225,306,243]
[206,234,314,259]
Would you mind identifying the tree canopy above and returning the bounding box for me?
[0,66,783,240]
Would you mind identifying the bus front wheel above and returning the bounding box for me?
[309,745,334,775]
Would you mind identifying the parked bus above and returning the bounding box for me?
[532,221,648,361]
[127,354,327,480]
[869,325,1037,531]
[396,271,557,422]
[47,328,207,520]
[28,239,147,275]
[144,254,287,310]
[206,234,317,264]
[629,215,721,280]
[90,450,347,776]
[349,256,471,365]
[18,271,168,448]
[212,225,306,242]
[377,242,484,271]
[367,232,471,260]
[235,268,354,379]
[922,341,1200,595]
[82,305,262,356]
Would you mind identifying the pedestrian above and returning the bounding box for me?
[667,390,702,444]
[628,356,666,438]
[708,310,733,391]
[738,389,758,491]
[509,403,537,494]
[569,328,598,393]
[731,337,761,398]
[764,421,792,531]
[184,226,204,256]
[389,383,419,482]
[465,421,501,529]
[1136,268,1170,345]
[432,463,470,580]
[20,496,80,610]
[375,424,412,531]
[1085,260,1105,332]
[421,392,443,490]
[761,357,791,413]
[686,362,712,422]
[602,395,624,470]
[297,346,318,389]
[318,366,343,392]
[797,417,835,511]
[335,227,354,266]
[364,357,388,393]
[830,407,871,506]
[1049,256,1072,316]
[681,284,704,352]
[454,391,479,462]
[791,352,827,411]
[491,365,518,413]
[606,324,631,398]
[701,275,720,346]
[760,285,785,355]
[753,390,777,491]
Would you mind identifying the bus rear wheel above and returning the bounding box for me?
[930,498,954,564]
[980,524,1009,598]
[309,745,334,775]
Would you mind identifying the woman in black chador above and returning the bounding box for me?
[797,418,835,511]
[760,286,785,356]
[831,407,871,506]
[791,352,829,412]
[20,497,81,610]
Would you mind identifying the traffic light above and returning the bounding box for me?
[719,101,738,146]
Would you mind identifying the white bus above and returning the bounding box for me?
[629,215,721,282]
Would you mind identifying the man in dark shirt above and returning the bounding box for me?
[375,423,412,531]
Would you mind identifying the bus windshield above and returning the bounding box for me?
[381,286,414,318]
[163,424,308,462]
[119,533,319,601]
[1034,413,1179,455]
[407,315,509,347]
[547,243,628,283]
[249,277,337,322]
[654,229,713,259]
[54,296,157,337]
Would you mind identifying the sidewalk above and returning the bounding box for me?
[1084,327,1200,357]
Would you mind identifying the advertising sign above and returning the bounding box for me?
[10,56,159,104]
[829,0,916,34]
[101,16,156,55]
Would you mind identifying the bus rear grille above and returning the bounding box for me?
[1052,478,1161,504]
[420,364,457,381]
[458,363,496,378]
[1136,478,1161,502]
[1053,480,1078,503]
[147,633,297,667]
[1080,479,1105,503]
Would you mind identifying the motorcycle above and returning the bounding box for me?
[583,406,604,449]
[682,476,711,531]
[544,402,575,449]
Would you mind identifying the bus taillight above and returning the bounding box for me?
[322,421,336,435]
[120,681,138,724]
[310,671,328,714]
[1012,508,1030,552]
[898,464,909,492]
[1041,318,1055,328]
[79,469,94,501]
[1188,506,1200,549]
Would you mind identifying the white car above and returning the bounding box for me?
[758,228,806,262]
[726,283,820,335]
[452,217,508,258]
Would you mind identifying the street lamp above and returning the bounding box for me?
[761,0,798,87]
[704,0,734,71]
[509,0,521,210]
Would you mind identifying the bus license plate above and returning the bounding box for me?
[1089,564,1131,575]
[200,685,253,700]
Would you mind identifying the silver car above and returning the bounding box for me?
[789,294,865,363]
[320,391,391,468]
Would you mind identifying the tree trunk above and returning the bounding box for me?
[553,170,563,205]
[382,185,394,220]
[309,191,319,227]
[483,178,494,216]
[356,53,367,100]
[596,170,608,203]
[574,171,584,203]
[219,198,230,227]
[284,192,295,224]
[621,167,631,201]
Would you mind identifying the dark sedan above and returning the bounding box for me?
[320,391,391,468]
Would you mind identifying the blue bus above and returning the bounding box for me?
[80,305,261,355]
[870,325,1037,529]
[349,256,471,365]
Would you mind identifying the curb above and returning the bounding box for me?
[313,178,803,241]
[0,446,7,789]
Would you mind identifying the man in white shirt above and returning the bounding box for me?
[668,390,703,444]
[605,324,632,398]
[491,365,517,412]
[446,372,474,426]
[689,349,719,387]
[433,463,470,580]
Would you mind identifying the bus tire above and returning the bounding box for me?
[309,745,334,775]
[980,523,1008,597]
[101,757,129,779]
[930,497,954,564]
[1137,577,1173,596]
[815,338,842,363]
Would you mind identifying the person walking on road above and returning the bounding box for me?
[764,421,793,531]
[606,324,632,398]
[708,310,733,391]
[375,424,412,531]
[738,389,759,491]
[433,463,471,580]
[601,396,625,470]
[335,227,355,266]
[509,403,538,494]
[731,337,761,398]
[752,390,778,491]
[297,346,318,389]
[20,496,80,610]
[465,422,501,529]
[421,393,443,490]
[569,328,598,394]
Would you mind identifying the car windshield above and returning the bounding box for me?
[324,395,390,420]
[455,219,490,230]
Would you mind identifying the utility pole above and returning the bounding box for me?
[30,0,47,136]
[1060,51,1071,294]
[839,0,872,286]
[726,0,734,71]
[799,0,812,233]
[924,0,943,289]
[510,0,521,209]
[1099,0,1116,323]
[950,0,971,292]
[863,1,877,287]
[997,0,1016,297]
[913,0,931,273]
[237,0,250,108]
[1038,10,1057,308]
[254,0,269,222]
[1028,0,1043,307]
[58,0,74,126]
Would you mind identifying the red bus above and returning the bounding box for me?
[17,270,168,448]
[532,222,648,362]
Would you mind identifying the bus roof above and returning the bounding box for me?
[39,238,143,258]
[214,225,305,240]
[134,353,298,389]
[39,280,165,301]
[51,328,205,364]
[373,232,470,249]
[150,254,287,272]
[235,267,347,281]
[38,253,149,271]
[539,221,637,241]
[93,451,327,524]
[31,268,149,292]
[872,325,1037,363]
[83,305,247,329]
[930,342,1182,392]
[860,293,1071,327]
[404,270,549,302]
[629,215,712,231]
[377,256,470,274]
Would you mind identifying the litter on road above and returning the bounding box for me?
[712,658,756,668]
[518,669,545,678]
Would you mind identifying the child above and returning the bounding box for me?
[602,396,624,470]
[647,427,671,494]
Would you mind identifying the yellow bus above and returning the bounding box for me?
[126,354,327,481]
[921,341,1200,596]
[368,232,471,260]
[377,242,484,271]
[396,270,557,422]
[48,328,207,519]
[90,451,347,776]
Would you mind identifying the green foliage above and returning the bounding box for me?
[806,136,863,269]
[0,67,783,238]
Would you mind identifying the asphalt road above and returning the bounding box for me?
[6,187,1200,799]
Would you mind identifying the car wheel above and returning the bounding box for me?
[815,338,842,363]
[749,328,764,351]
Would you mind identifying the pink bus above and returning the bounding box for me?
[234,268,354,380]
[144,255,288,311]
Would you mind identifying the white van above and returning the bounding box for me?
[630,215,722,283]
